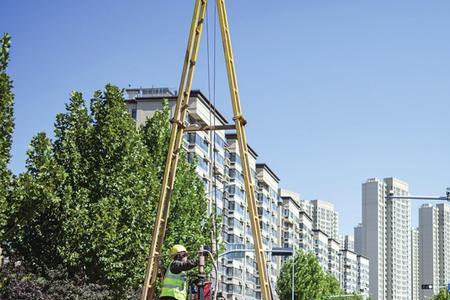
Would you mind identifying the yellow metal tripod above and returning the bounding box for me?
[140,1,273,299]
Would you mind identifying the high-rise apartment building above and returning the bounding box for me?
[125,88,284,300]
[328,238,341,280]
[418,203,450,300]
[313,229,329,272]
[361,177,411,300]
[280,189,301,250]
[310,199,339,239]
[436,203,450,289]
[255,163,281,292]
[384,178,411,300]
[354,223,364,255]
[357,255,370,299]
[419,204,440,299]
[340,235,354,252]
[341,249,358,294]
[339,235,369,298]
[299,211,314,253]
[224,134,259,300]
[411,228,419,300]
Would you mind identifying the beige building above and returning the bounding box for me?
[310,199,339,239]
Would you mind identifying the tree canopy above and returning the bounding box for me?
[276,250,344,300]
[1,73,213,297]
[0,33,14,243]
[432,289,450,300]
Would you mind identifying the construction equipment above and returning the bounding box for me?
[191,246,214,300]
[140,1,273,300]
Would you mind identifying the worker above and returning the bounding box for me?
[160,245,198,300]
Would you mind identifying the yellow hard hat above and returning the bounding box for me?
[170,245,187,257]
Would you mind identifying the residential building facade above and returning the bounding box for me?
[328,238,341,280]
[341,249,358,294]
[361,177,411,300]
[341,235,355,252]
[436,203,450,290]
[299,211,314,253]
[310,199,339,239]
[256,163,282,292]
[357,255,370,299]
[125,88,286,300]
[124,87,371,299]
[354,223,364,255]
[418,203,450,300]
[313,229,329,272]
[419,204,440,300]
[411,228,419,300]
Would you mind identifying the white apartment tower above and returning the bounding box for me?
[328,238,341,280]
[313,229,330,272]
[341,235,355,252]
[436,203,450,289]
[341,249,358,294]
[419,204,440,300]
[411,228,419,300]
[310,199,339,239]
[280,189,301,250]
[357,255,370,299]
[418,203,450,299]
[255,163,281,292]
[361,177,411,300]
[299,211,314,253]
[384,177,411,300]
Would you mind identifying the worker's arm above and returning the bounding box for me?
[170,259,198,274]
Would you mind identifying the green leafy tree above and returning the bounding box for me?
[432,289,450,300]
[276,250,343,300]
[0,33,14,242]
[6,86,213,298]
[59,86,156,293]
[7,133,66,269]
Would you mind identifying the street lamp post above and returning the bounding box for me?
[386,187,450,202]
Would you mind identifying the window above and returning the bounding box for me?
[214,152,225,167]
[214,133,227,148]
[131,109,137,119]
[198,157,209,172]
[229,153,241,164]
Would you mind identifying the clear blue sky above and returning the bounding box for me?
[2,1,449,234]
